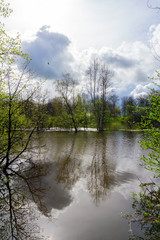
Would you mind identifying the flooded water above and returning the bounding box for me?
[22,130,153,240]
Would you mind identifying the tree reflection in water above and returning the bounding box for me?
[86,134,111,204]
[23,162,73,217]
[0,163,48,240]
[0,159,73,239]
[126,182,160,240]
[55,133,83,190]
[53,132,137,205]
[86,133,137,205]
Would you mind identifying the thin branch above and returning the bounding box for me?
[8,127,36,167]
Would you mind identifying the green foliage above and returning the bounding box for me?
[45,115,54,128]
[138,78,160,177]
[121,96,149,129]
[0,0,30,172]
[126,74,160,239]
[53,114,73,128]
[106,117,125,130]
[74,95,89,128]
[0,0,12,18]
[0,2,47,239]
[44,95,120,130]
[0,1,29,79]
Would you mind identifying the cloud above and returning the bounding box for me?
[22,25,74,79]
[130,84,150,98]
[101,50,136,68]
[21,24,160,99]
[24,161,72,217]
[72,40,156,98]
[101,41,155,83]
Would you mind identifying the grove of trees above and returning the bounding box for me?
[43,87,152,132]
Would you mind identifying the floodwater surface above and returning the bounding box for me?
[26,131,153,240]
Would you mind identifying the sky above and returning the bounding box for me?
[4,0,160,99]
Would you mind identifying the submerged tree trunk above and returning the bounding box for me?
[67,102,78,133]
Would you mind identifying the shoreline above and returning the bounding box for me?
[42,127,144,132]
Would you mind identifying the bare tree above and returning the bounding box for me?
[55,73,79,132]
[86,58,112,131]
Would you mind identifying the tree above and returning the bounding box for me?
[0,0,30,173]
[126,76,160,239]
[0,1,46,238]
[121,96,138,128]
[108,93,119,117]
[86,58,112,131]
[139,79,160,176]
[74,94,89,129]
[0,62,47,239]
[0,1,29,79]
[55,73,79,132]
[121,97,128,117]
[0,65,46,173]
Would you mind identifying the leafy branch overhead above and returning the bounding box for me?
[0,1,47,239]
[138,78,160,177]
[126,75,160,239]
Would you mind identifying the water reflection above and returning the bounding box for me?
[85,133,137,204]
[0,167,46,240]
[36,132,139,206]
[0,158,74,239]
[0,131,153,240]
[55,133,82,190]
[86,134,111,204]
[24,162,72,216]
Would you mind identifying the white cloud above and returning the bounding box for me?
[70,40,156,98]
[20,23,160,99]
[130,84,150,98]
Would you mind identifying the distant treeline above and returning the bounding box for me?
[43,94,152,130]
[13,92,155,131]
